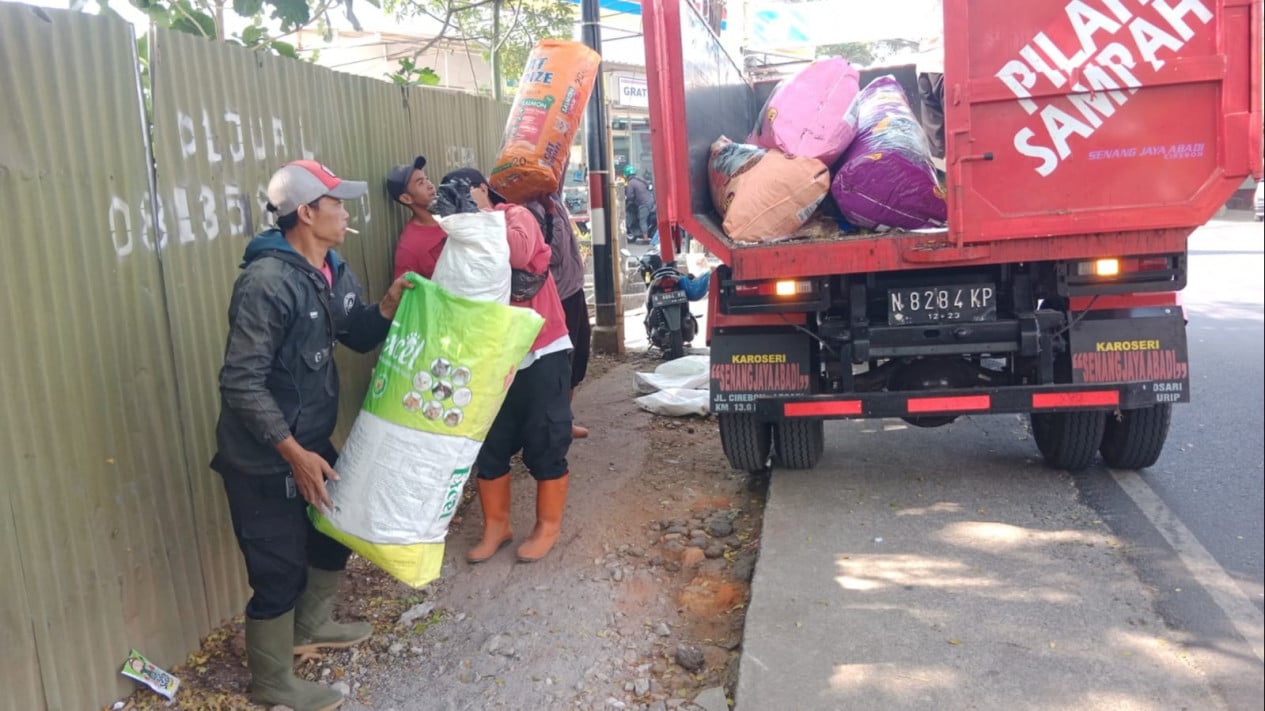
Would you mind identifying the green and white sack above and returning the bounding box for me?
[311,273,542,586]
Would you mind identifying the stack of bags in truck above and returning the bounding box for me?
[708,57,947,243]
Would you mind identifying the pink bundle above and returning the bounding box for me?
[748,57,862,167]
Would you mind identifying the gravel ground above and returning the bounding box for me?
[111,352,762,711]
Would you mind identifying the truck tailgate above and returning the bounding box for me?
[947,0,1263,243]
[643,0,1262,280]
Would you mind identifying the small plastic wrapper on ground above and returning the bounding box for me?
[120,649,180,700]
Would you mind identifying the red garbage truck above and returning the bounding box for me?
[641,0,1262,471]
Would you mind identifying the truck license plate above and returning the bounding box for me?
[652,290,688,307]
[888,285,997,326]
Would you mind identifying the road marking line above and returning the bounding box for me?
[1111,468,1265,664]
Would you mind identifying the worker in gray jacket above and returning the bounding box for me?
[211,160,411,711]
[526,191,591,439]
[623,164,654,243]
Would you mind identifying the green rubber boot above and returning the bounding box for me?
[293,567,372,658]
[246,613,343,711]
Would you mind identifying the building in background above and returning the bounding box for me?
[294,28,494,93]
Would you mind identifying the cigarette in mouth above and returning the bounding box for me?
[344,227,360,234]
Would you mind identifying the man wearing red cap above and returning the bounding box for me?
[211,160,412,711]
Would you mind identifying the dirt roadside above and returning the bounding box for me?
[112,351,762,711]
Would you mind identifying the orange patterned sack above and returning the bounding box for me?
[708,136,830,243]
[490,40,601,203]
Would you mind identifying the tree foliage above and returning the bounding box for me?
[387,56,442,86]
[816,38,920,67]
[384,0,574,97]
[93,0,377,58]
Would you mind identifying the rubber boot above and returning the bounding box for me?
[467,475,513,563]
[570,390,588,439]
[516,473,570,562]
[246,612,344,711]
[293,568,372,659]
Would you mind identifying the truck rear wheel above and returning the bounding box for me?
[719,414,772,472]
[1100,404,1172,470]
[775,418,825,469]
[1030,411,1106,471]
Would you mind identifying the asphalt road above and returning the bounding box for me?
[1072,216,1264,708]
[736,217,1265,710]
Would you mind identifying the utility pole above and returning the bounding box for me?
[491,0,503,101]
[582,0,621,354]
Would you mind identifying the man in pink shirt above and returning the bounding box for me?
[439,167,576,564]
[387,155,444,279]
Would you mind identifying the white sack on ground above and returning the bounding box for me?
[634,354,710,394]
[635,388,710,417]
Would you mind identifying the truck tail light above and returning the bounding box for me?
[722,275,830,314]
[1091,258,1119,276]
[1059,254,1185,295]
[775,279,814,296]
[1074,256,1174,277]
[733,279,815,297]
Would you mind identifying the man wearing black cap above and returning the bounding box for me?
[388,155,444,279]
[212,160,413,711]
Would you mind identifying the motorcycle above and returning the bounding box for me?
[636,249,659,287]
[619,248,644,290]
[643,257,701,360]
[632,230,666,286]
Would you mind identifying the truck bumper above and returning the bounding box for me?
[762,381,1170,422]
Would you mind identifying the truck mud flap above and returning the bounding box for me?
[709,330,815,415]
[1068,308,1190,405]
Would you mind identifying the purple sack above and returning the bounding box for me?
[831,75,947,231]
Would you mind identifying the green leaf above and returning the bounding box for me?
[240,24,268,45]
[233,0,264,17]
[129,0,173,25]
[270,0,311,30]
[271,40,300,59]
[416,67,441,85]
[127,0,165,12]
[170,6,217,38]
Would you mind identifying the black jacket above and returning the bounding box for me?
[624,176,654,235]
[210,229,391,476]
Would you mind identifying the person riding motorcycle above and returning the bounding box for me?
[623,165,654,243]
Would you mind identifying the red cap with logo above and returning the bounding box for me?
[266,160,368,217]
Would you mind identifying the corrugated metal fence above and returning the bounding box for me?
[0,5,510,709]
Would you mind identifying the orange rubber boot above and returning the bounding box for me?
[516,473,570,562]
[467,475,513,563]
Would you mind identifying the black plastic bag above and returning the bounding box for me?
[430,178,480,217]
[510,269,548,302]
